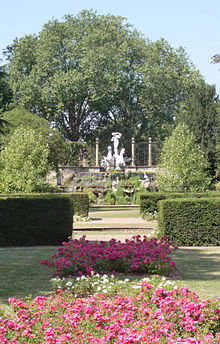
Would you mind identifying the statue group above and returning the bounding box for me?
[101,132,126,171]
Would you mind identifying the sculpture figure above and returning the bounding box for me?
[115,147,126,170]
[101,132,127,171]
[100,146,114,170]
[111,132,122,156]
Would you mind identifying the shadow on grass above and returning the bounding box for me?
[172,247,220,281]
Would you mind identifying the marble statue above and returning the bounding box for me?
[101,132,126,171]
[115,147,126,170]
[111,132,122,156]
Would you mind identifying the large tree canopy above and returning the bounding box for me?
[5,10,205,152]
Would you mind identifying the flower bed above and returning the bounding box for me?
[0,281,219,343]
[41,235,178,278]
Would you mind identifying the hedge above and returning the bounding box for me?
[140,191,220,217]
[0,197,73,246]
[157,197,220,246]
[0,192,89,218]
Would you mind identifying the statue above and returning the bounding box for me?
[101,132,127,171]
[111,132,122,156]
[115,147,126,170]
[140,173,150,189]
[100,146,114,170]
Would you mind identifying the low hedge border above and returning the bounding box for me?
[0,192,89,218]
[0,197,73,246]
[140,191,220,217]
[157,197,220,246]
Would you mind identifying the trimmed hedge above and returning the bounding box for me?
[0,197,73,246]
[157,197,220,246]
[0,192,89,218]
[140,191,220,217]
[68,193,89,217]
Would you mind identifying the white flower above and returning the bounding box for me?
[81,275,85,280]
[124,279,129,282]
[97,286,101,291]
[111,275,114,279]
[103,289,107,293]
[162,277,166,281]
[66,281,73,287]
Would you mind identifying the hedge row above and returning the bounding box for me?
[0,197,72,246]
[140,191,220,217]
[157,197,220,246]
[0,192,89,218]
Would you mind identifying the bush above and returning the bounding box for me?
[157,197,220,246]
[0,196,72,246]
[1,285,219,343]
[0,192,89,218]
[140,191,220,218]
[0,127,51,193]
[67,192,89,217]
[41,235,177,277]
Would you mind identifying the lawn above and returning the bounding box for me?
[0,242,219,305]
[89,206,140,218]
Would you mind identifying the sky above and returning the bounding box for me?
[1,0,219,94]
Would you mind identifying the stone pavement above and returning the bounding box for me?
[74,217,157,230]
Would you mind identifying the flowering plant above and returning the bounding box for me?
[0,284,219,343]
[51,273,178,298]
[41,235,178,278]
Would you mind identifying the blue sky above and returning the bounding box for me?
[1,0,219,93]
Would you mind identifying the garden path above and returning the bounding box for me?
[73,206,157,242]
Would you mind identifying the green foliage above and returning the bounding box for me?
[0,196,72,246]
[104,189,116,205]
[0,126,51,193]
[0,64,12,113]
[158,197,220,246]
[176,82,218,176]
[69,192,89,217]
[0,107,75,168]
[5,10,205,150]
[140,191,220,218]
[156,123,211,192]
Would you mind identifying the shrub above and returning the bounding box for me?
[0,196,72,246]
[41,235,178,277]
[140,191,220,218]
[157,197,220,246]
[0,192,89,218]
[0,126,51,193]
[68,192,89,217]
[0,286,219,343]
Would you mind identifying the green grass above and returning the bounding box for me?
[0,247,56,304]
[0,243,219,306]
[89,207,140,218]
[171,247,220,299]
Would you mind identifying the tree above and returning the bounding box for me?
[0,64,12,113]
[0,107,75,168]
[155,123,211,192]
[175,82,218,176]
[211,54,220,65]
[0,127,50,193]
[5,10,203,153]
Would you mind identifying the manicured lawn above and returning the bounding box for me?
[0,242,219,305]
[0,247,56,304]
[89,206,140,218]
[172,246,220,299]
